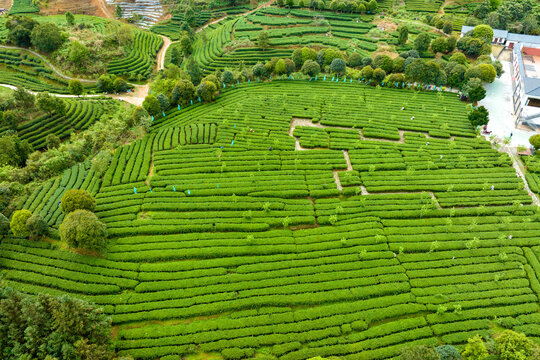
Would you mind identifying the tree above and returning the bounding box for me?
[367,0,377,13]
[68,80,84,95]
[0,134,32,167]
[399,345,441,360]
[115,4,123,18]
[274,59,287,75]
[284,58,295,75]
[46,133,61,149]
[157,93,170,111]
[360,65,374,80]
[0,288,114,360]
[450,52,468,65]
[197,81,217,102]
[26,213,48,240]
[330,58,346,75]
[462,335,488,360]
[468,105,489,127]
[462,77,486,102]
[69,41,90,67]
[448,63,467,87]
[13,87,34,109]
[301,47,317,63]
[0,213,10,238]
[252,63,267,78]
[496,330,538,360]
[472,24,494,43]
[173,79,196,105]
[116,24,134,46]
[405,58,427,83]
[348,52,362,68]
[97,74,115,93]
[143,95,161,116]
[431,37,448,53]
[1,110,18,131]
[292,48,303,69]
[436,345,462,360]
[180,34,193,56]
[392,56,405,73]
[186,57,202,85]
[414,32,431,52]
[60,209,107,251]
[36,92,57,115]
[446,35,457,52]
[373,54,393,73]
[443,21,453,34]
[8,25,32,47]
[30,23,64,53]
[301,60,321,77]
[222,70,234,85]
[477,63,497,83]
[113,78,128,93]
[10,209,32,237]
[398,24,409,45]
[258,31,270,50]
[530,134,540,150]
[170,46,182,67]
[372,68,386,83]
[65,11,75,26]
[61,189,96,214]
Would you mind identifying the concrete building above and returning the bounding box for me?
[461,25,540,131]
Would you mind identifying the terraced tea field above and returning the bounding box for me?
[3,81,540,359]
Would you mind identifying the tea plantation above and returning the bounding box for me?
[3,81,540,359]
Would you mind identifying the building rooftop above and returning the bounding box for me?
[461,25,509,39]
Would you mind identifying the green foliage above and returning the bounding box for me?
[399,345,441,360]
[197,81,217,102]
[60,209,107,252]
[462,335,489,360]
[68,80,84,96]
[301,60,321,77]
[436,345,462,360]
[330,58,346,75]
[529,134,540,150]
[0,288,114,360]
[0,133,33,167]
[258,30,270,50]
[472,25,494,43]
[143,95,161,116]
[0,213,9,238]
[30,23,65,53]
[10,209,32,237]
[414,32,431,52]
[468,106,489,127]
[26,213,48,240]
[60,189,96,214]
[495,330,538,360]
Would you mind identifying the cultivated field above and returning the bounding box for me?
[3,81,540,359]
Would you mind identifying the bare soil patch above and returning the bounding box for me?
[0,0,12,11]
[39,0,109,17]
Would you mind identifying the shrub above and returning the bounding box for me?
[143,95,161,116]
[197,81,217,102]
[26,213,48,240]
[301,60,320,77]
[330,58,346,75]
[495,330,538,360]
[400,345,440,360]
[436,345,462,360]
[68,80,83,95]
[10,209,32,237]
[529,134,540,150]
[0,213,9,238]
[468,106,489,127]
[60,210,107,252]
[462,335,488,360]
[222,70,234,85]
[60,189,96,214]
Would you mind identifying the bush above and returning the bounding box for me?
[468,106,489,127]
[462,335,488,360]
[529,134,540,150]
[0,213,9,238]
[10,209,32,237]
[60,189,96,214]
[301,60,320,77]
[222,70,234,85]
[60,210,107,252]
[330,58,346,75]
[68,80,83,95]
[26,213,48,240]
[197,81,217,102]
[436,345,462,360]
[496,330,538,360]
[143,95,161,116]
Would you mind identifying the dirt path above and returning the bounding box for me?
[157,35,172,71]
[0,0,12,11]
[95,0,115,19]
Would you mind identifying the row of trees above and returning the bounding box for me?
[6,16,65,52]
[473,0,538,35]
[275,0,379,14]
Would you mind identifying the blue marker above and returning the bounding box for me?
[331,77,334,81]
[187,190,191,195]
[257,77,260,82]
[237,79,239,84]
[198,97,201,102]
[178,104,181,110]
[58,201,61,207]
[149,188,153,193]
[248,79,250,83]
[217,184,219,188]
[134,188,137,194]
[190,100,193,105]
[151,116,154,122]
[223,83,226,88]
[162,111,166,117]
[323,76,326,81]
[234,123,236,129]
[343,77,346,82]
[231,140,234,146]
[172,185,176,191]
[315,76,318,81]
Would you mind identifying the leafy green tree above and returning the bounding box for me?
[60,209,107,251]
[0,213,9,239]
[115,4,123,18]
[13,87,34,109]
[173,79,196,105]
[26,213,48,240]
[170,46,182,66]
[373,68,386,83]
[392,56,405,73]
[65,11,75,25]
[292,48,303,69]
[113,78,128,93]
[258,31,270,50]
[367,0,377,12]
[472,24,494,43]
[8,25,32,47]
[530,134,540,150]
[399,345,441,360]
[180,34,193,56]
[463,77,486,102]
[0,134,33,167]
[46,133,61,149]
[30,23,65,53]
[36,92,56,115]
[129,106,150,128]
[196,81,217,102]
[97,74,115,93]
[330,58,346,75]
[60,189,96,214]
[116,24,134,46]
[398,24,409,45]
[360,65,374,80]
[496,330,538,360]
[274,59,287,75]
[301,47,317,63]
[252,63,267,78]
[414,32,431,52]
[222,70,234,85]
[450,52,467,65]
[348,52,362,68]
[143,95,161,116]
[68,80,84,96]
[156,93,170,111]
[446,36,458,52]
[373,54,393,73]
[405,58,427,83]
[0,288,114,359]
[1,110,18,131]
[301,60,320,77]
[468,106,489,127]
[186,57,202,85]
[69,41,90,67]
[443,21,453,34]
[431,37,448,53]
[10,209,32,237]
[462,335,489,360]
